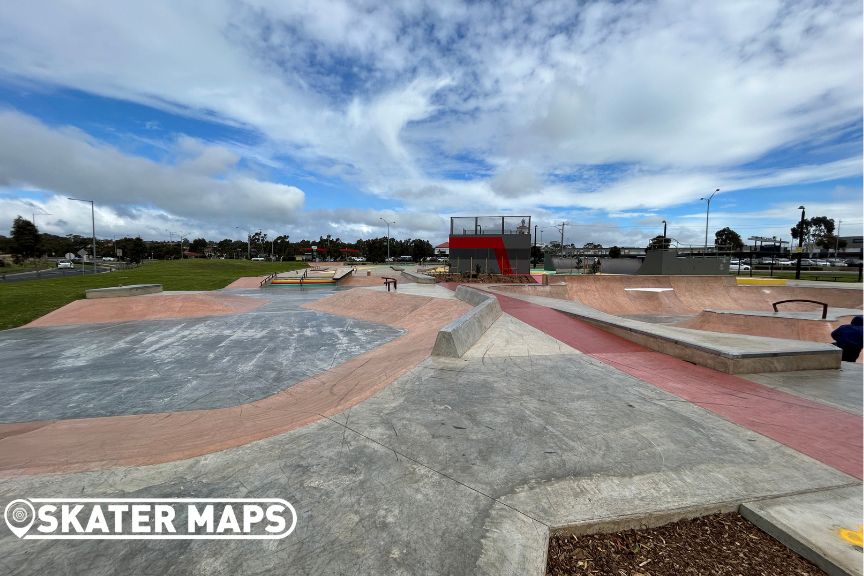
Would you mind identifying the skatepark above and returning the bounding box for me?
[0,265,861,575]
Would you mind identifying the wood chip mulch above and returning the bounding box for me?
[546,513,826,576]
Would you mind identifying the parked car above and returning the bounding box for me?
[732,263,750,271]
[250,257,265,261]
[101,256,115,262]
[57,260,74,269]
[845,258,863,266]
[397,255,414,262]
[775,259,794,266]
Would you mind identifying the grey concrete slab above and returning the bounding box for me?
[0,351,854,576]
[744,364,863,415]
[0,290,402,422]
[0,313,857,575]
[741,485,863,576]
[85,284,162,298]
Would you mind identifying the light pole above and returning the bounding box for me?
[700,188,719,254]
[661,220,667,248]
[68,197,96,274]
[379,217,395,261]
[834,219,841,258]
[795,206,806,280]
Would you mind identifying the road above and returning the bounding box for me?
[0,265,112,283]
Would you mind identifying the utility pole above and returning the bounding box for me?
[556,222,567,255]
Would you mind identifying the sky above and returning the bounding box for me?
[0,0,861,248]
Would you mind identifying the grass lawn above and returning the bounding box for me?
[0,259,307,330]
[731,270,862,282]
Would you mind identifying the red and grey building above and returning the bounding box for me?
[448,216,532,275]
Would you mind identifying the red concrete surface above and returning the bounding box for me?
[26,293,269,327]
[491,290,863,480]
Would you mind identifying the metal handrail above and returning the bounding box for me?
[772,299,828,319]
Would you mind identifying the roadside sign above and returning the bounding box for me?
[78,249,88,257]
[65,252,75,260]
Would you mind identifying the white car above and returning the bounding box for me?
[57,260,74,269]
[250,257,266,261]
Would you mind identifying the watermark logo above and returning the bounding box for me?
[3,498,296,540]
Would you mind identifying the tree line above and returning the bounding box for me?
[1,216,436,263]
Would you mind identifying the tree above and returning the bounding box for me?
[116,237,147,263]
[583,242,603,250]
[608,246,622,258]
[646,235,671,251]
[189,238,208,254]
[10,216,40,262]
[791,216,837,251]
[714,227,743,251]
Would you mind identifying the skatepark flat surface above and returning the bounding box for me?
[0,289,402,421]
[0,276,860,575]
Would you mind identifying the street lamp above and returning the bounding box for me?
[379,217,395,261]
[700,189,719,253]
[68,197,96,274]
[795,205,806,280]
[661,220,667,248]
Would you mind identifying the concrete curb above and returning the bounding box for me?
[401,269,436,284]
[431,286,502,357]
[739,486,863,576]
[85,284,162,299]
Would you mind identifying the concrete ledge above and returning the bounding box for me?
[432,287,502,357]
[401,269,436,284]
[740,486,863,576]
[489,289,841,373]
[85,284,162,299]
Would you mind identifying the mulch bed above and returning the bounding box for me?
[546,513,826,576]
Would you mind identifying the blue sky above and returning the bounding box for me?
[0,0,861,246]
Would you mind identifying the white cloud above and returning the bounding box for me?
[0,111,304,226]
[0,0,860,239]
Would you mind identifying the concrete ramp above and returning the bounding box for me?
[496,276,863,318]
[677,309,859,343]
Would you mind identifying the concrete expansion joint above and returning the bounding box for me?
[318,413,550,529]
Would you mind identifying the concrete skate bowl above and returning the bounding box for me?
[491,275,862,346]
[0,288,469,476]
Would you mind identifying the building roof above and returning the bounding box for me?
[435,241,449,248]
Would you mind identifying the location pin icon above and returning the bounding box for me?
[5,499,35,538]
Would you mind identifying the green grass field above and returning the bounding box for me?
[730,269,862,282]
[0,259,306,330]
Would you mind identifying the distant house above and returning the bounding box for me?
[434,241,449,256]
